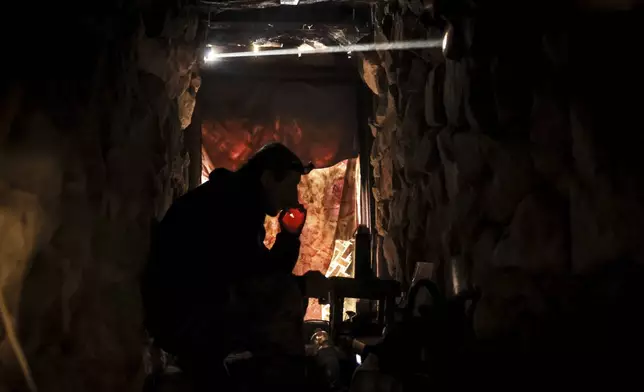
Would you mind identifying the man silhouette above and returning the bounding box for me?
[142,143,317,390]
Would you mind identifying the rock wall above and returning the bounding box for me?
[0,1,201,391]
[364,0,644,350]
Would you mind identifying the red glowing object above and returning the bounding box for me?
[280,206,307,234]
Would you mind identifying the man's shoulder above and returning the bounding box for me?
[169,184,207,210]
[160,183,215,224]
[163,173,243,218]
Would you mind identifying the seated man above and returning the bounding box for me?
[141,143,315,390]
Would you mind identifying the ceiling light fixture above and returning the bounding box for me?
[442,30,449,52]
[297,43,315,53]
[203,47,220,63]
[441,23,464,60]
[202,39,442,61]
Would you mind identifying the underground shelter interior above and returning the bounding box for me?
[1,1,644,391]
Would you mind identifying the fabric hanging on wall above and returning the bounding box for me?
[200,75,358,177]
[261,159,357,320]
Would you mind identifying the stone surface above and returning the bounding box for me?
[178,72,201,130]
[481,141,534,223]
[530,83,570,182]
[358,52,386,96]
[443,59,468,127]
[424,63,447,127]
[492,192,569,274]
[452,132,486,185]
[0,3,200,391]
[465,61,498,132]
[365,2,644,351]
[473,267,548,346]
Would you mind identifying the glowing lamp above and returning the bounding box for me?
[203,47,220,63]
[442,23,465,61]
[280,207,306,234]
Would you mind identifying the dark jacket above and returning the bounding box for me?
[141,168,301,355]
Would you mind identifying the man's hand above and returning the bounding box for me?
[278,205,307,236]
[302,270,328,297]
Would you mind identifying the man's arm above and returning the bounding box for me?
[267,205,308,273]
[233,223,301,277]
[234,207,306,276]
[267,232,301,273]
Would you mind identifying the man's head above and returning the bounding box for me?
[242,143,313,216]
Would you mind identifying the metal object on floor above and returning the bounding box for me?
[310,329,332,350]
[308,328,344,390]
